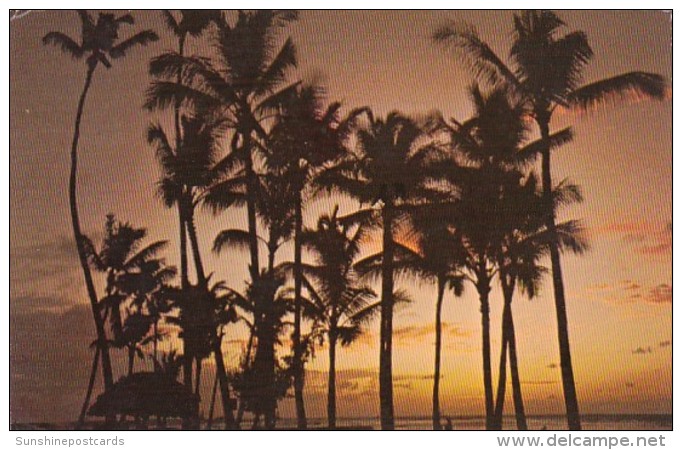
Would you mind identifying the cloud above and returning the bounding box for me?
[393,322,472,346]
[647,284,672,304]
[632,346,653,355]
[546,363,558,369]
[587,280,672,305]
[659,340,671,348]
[591,220,672,257]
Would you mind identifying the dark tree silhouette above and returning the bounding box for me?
[318,110,452,429]
[434,9,667,429]
[42,11,158,422]
[290,207,381,429]
[266,84,356,428]
[147,12,300,426]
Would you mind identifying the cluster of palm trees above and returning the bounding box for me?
[43,10,666,430]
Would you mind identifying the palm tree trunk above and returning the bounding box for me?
[478,274,494,430]
[70,62,115,397]
[236,329,255,428]
[128,346,135,377]
[507,302,528,430]
[293,194,307,429]
[185,200,206,284]
[212,336,237,429]
[207,368,219,430]
[493,326,509,430]
[492,280,513,430]
[379,205,395,430]
[327,331,337,430]
[76,346,100,429]
[539,119,581,431]
[432,275,446,430]
[243,135,260,284]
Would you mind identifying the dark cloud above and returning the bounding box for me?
[632,346,653,355]
[647,284,672,304]
[546,363,558,369]
[659,340,671,348]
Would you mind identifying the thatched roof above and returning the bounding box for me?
[88,372,198,418]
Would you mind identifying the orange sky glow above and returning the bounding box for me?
[9,10,671,423]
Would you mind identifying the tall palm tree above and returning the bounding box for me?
[287,207,380,429]
[156,9,220,290]
[354,203,466,430]
[266,84,360,428]
[317,110,452,430]
[147,13,300,425]
[434,10,667,429]
[146,10,300,287]
[147,115,237,428]
[42,10,158,405]
[491,175,588,430]
[447,84,581,429]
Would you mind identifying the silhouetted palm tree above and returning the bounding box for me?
[266,84,360,428]
[446,84,578,429]
[286,207,380,429]
[148,115,237,428]
[434,10,666,429]
[317,110,451,430]
[155,9,220,332]
[42,11,158,409]
[77,214,169,426]
[491,175,588,430]
[147,13,300,426]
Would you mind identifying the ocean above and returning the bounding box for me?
[11,415,672,431]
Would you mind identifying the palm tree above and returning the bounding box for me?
[147,115,237,428]
[156,9,220,293]
[491,175,588,430]
[77,214,169,425]
[147,13,300,425]
[446,83,582,429]
[42,10,158,406]
[317,110,451,430]
[434,10,667,429]
[147,10,300,287]
[352,202,466,430]
[266,84,359,428]
[285,207,379,429]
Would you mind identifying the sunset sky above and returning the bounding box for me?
[9,10,671,424]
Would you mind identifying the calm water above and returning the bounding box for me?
[275,415,672,431]
[13,415,672,431]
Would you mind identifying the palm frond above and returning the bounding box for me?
[213,229,254,254]
[433,24,520,90]
[42,32,84,59]
[566,72,668,111]
[109,30,159,59]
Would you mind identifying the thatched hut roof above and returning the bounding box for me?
[88,372,198,418]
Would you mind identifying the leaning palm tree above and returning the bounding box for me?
[42,10,158,406]
[317,110,453,430]
[447,84,580,429]
[287,207,380,429]
[434,10,667,429]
